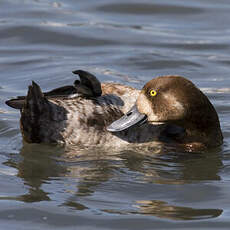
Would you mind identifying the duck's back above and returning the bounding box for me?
[20,81,140,146]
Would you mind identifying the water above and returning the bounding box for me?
[1,0,230,229]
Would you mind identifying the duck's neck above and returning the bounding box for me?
[182,118,223,150]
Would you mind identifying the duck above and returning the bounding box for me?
[5,70,223,152]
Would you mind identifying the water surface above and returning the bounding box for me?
[1,0,230,229]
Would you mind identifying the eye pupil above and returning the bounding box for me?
[150,90,157,97]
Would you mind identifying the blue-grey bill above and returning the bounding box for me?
[107,105,147,132]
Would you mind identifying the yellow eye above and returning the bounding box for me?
[149,89,157,97]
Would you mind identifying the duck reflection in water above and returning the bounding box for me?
[3,143,223,220]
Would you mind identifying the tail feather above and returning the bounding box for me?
[21,81,47,143]
[25,81,45,114]
[6,81,66,144]
[5,81,44,110]
[5,97,25,109]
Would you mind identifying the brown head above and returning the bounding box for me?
[107,76,223,150]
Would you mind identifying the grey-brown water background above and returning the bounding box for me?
[1,0,230,229]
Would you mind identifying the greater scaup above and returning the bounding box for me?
[6,70,223,152]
